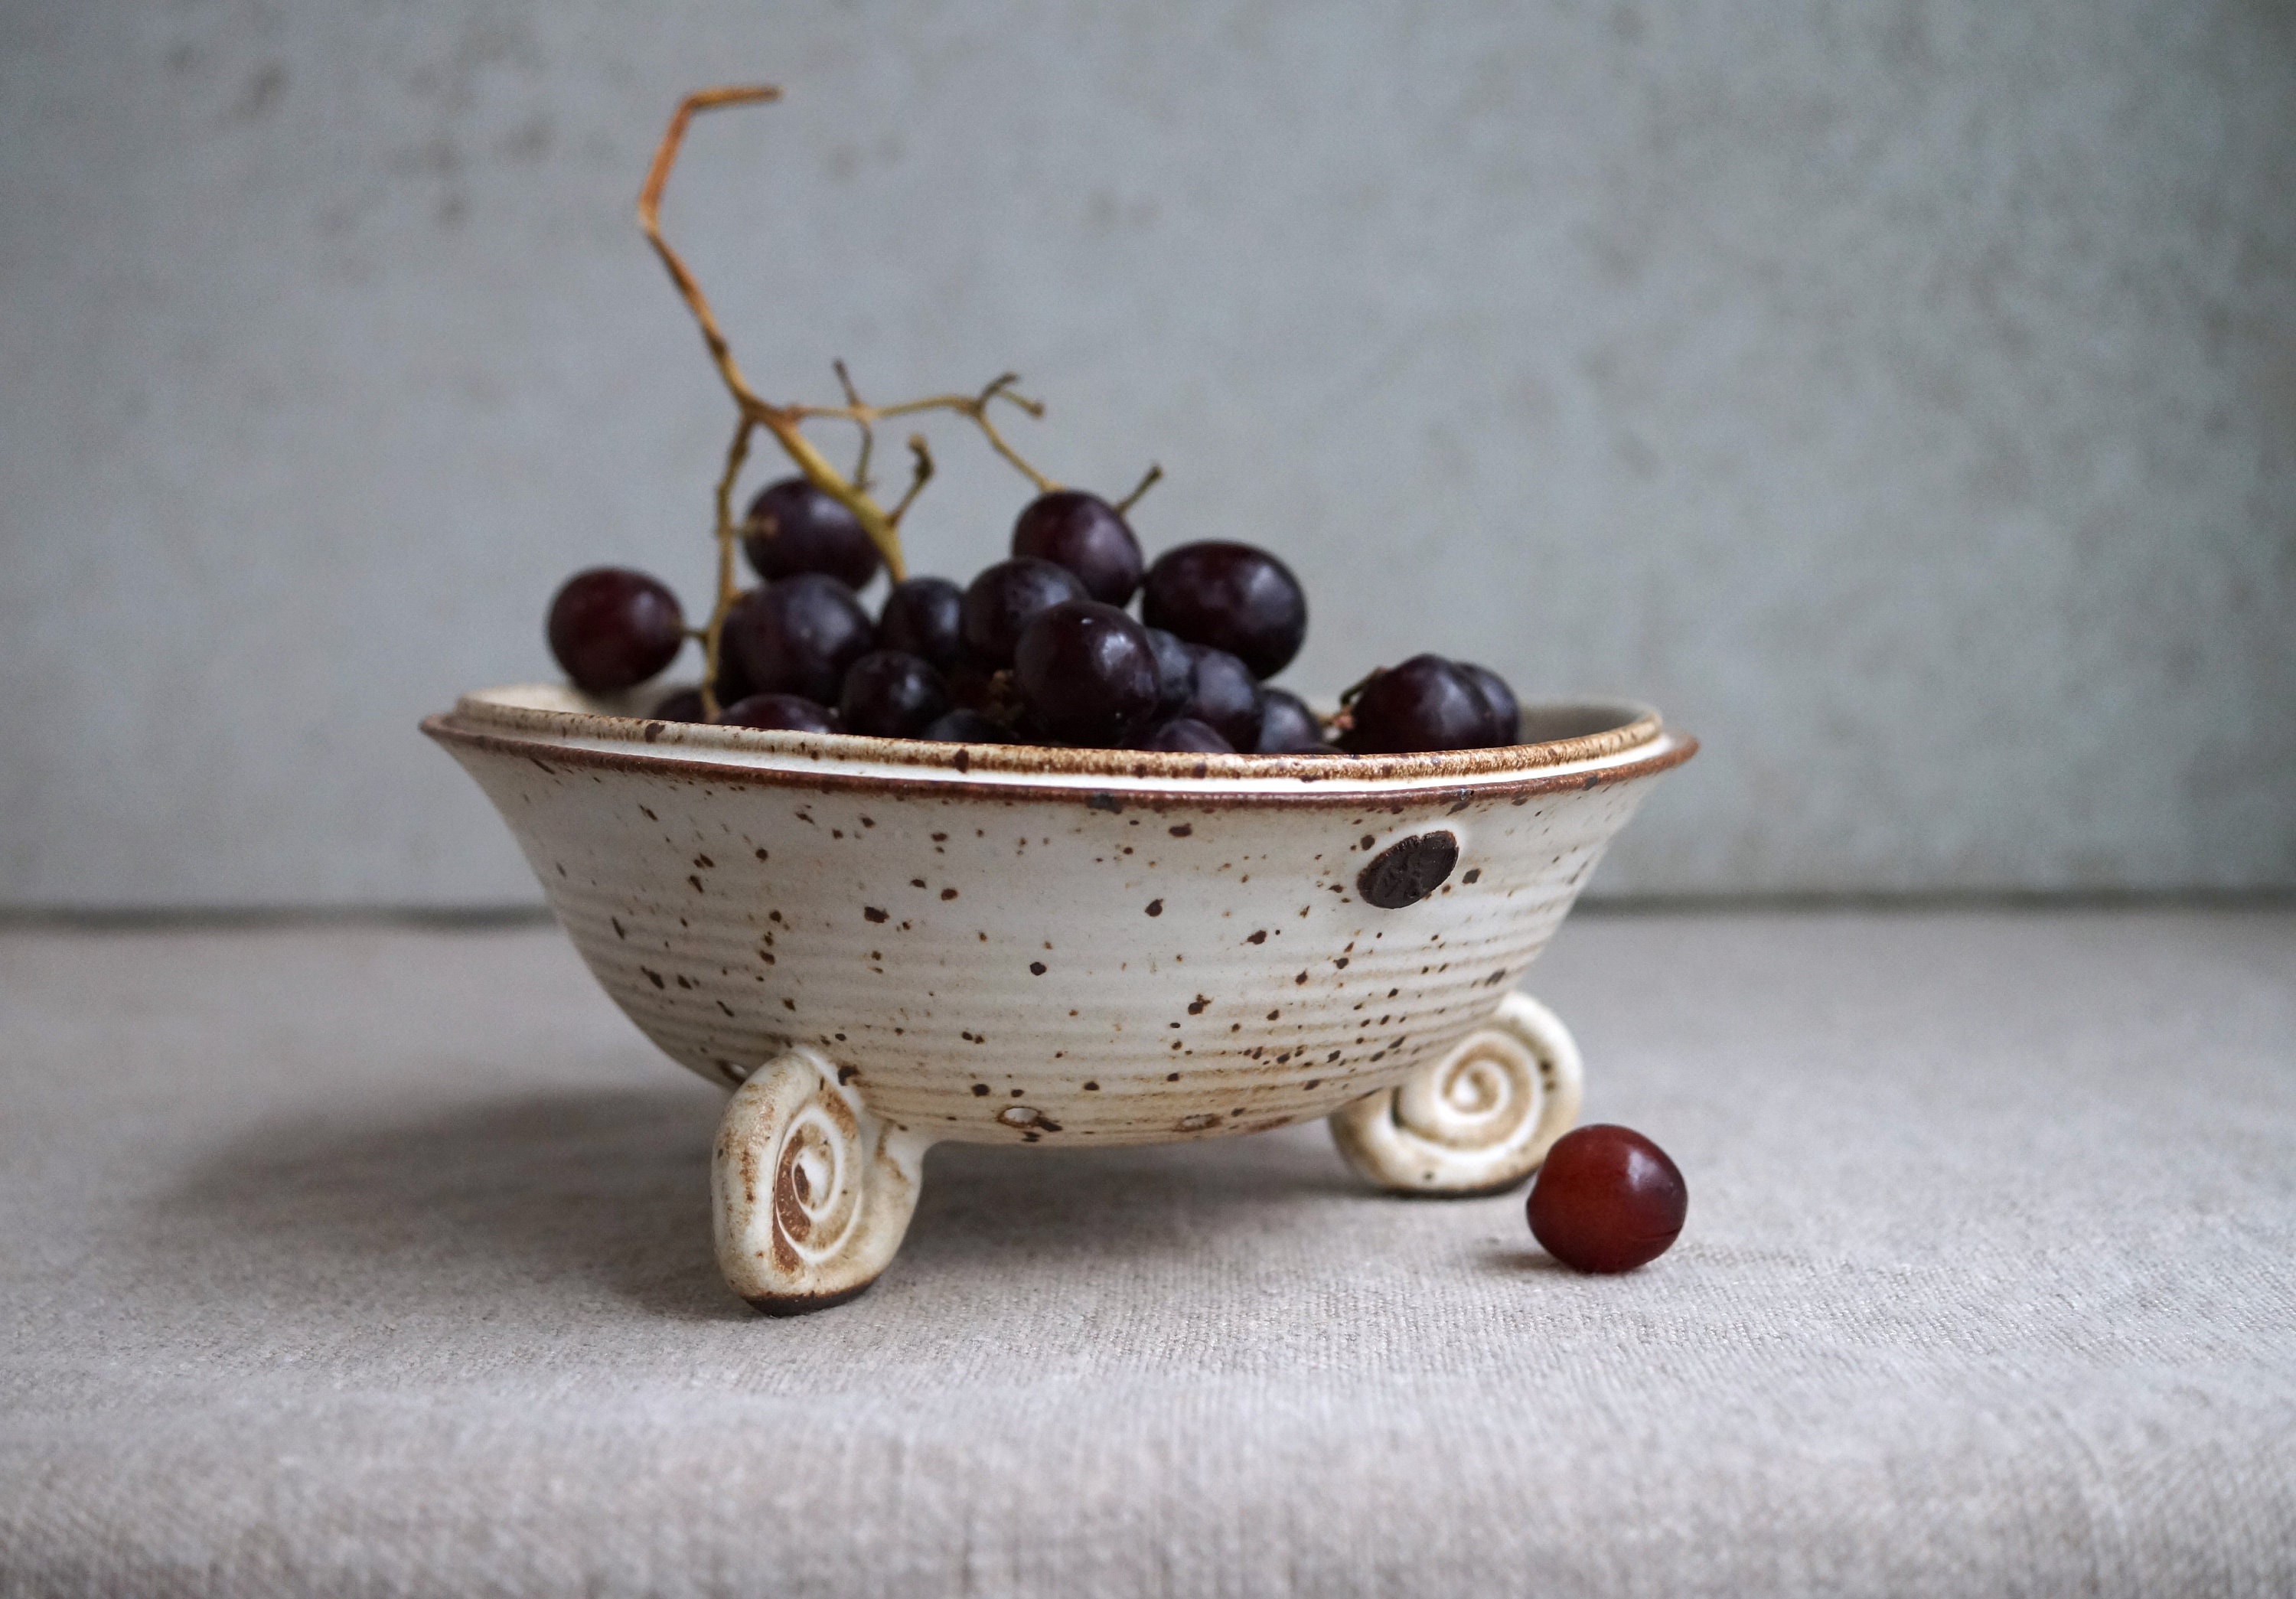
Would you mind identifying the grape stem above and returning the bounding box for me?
[638,85,1156,698]
[699,414,756,718]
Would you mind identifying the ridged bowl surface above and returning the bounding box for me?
[426,686,1693,1148]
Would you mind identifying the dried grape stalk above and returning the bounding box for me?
[637,86,1155,713]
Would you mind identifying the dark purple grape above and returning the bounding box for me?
[921,708,1008,742]
[1144,627,1195,721]
[546,568,687,693]
[876,576,966,671]
[941,655,1002,714]
[707,636,755,709]
[1141,717,1234,753]
[960,558,1088,667]
[651,687,709,724]
[839,650,948,739]
[742,478,882,590]
[1342,654,1494,754]
[716,693,841,733]
[722,574,875,706]
[1459,661,1520,745]
[1527,1124,1688,1274]
[1140,542,1307,679]
[1179,644,1263,751]
[1254,687,1327,753]
[1011,491,1144,605]
[1013,600,1160,746]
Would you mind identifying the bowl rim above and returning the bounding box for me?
[425,683,1696,808]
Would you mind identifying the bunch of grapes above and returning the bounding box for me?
[546,478,1520,756]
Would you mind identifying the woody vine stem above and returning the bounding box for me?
[638,85,1160,714]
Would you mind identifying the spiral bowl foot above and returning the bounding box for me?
[1329,992,1584,1196]
[712,1049,927,1313]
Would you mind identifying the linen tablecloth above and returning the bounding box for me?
[4,909,2291,1595]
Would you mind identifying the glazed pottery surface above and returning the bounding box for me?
[429,685,1689,1144]
[426,684,1693,1310]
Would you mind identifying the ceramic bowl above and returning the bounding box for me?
[425,685,1694,1312]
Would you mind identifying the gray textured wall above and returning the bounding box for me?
[2,0,2291,909]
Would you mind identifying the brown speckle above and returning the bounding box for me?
[755,847,769,861]
[1247,930,1267,945]
[1030,961,1047,975]
[1146,899,1163,917]
[864,906,889,924]
[641,968,665,988]
[911,878,927,889]
[1169,824,1193,837]
[972,1083,990,1096]
[1187,995,1209,1014]
[1295,971,1309,984]
[688,874,705,893]
[1083,1081,1101,1091]
[611,917,626,940]
[1358,831,1460,909]
[837,1065,861,1084]
[941,887,958,900]
[1462,868,1481,883]
[693,853,714,869]
[783,998,797,1012]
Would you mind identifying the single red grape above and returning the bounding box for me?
[1011,490,1144,605]
[840,650,949,739]
[546,568,686,693]
[1527,1124,1687,1274]
[716,693,841,733]
[960,558,1088,667]
[1013,599,1160,746]
[722,574,875,706]
[1141,542,1307,679]
[742,478,882,590]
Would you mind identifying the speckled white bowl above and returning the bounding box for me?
[426,685,1694,1311]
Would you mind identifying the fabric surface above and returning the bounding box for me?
[2,910,2291,1597]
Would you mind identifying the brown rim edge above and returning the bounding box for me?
[422,713,1698,811]
[442,684,1663,782]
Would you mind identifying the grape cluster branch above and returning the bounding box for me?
[640,84,1124,713]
